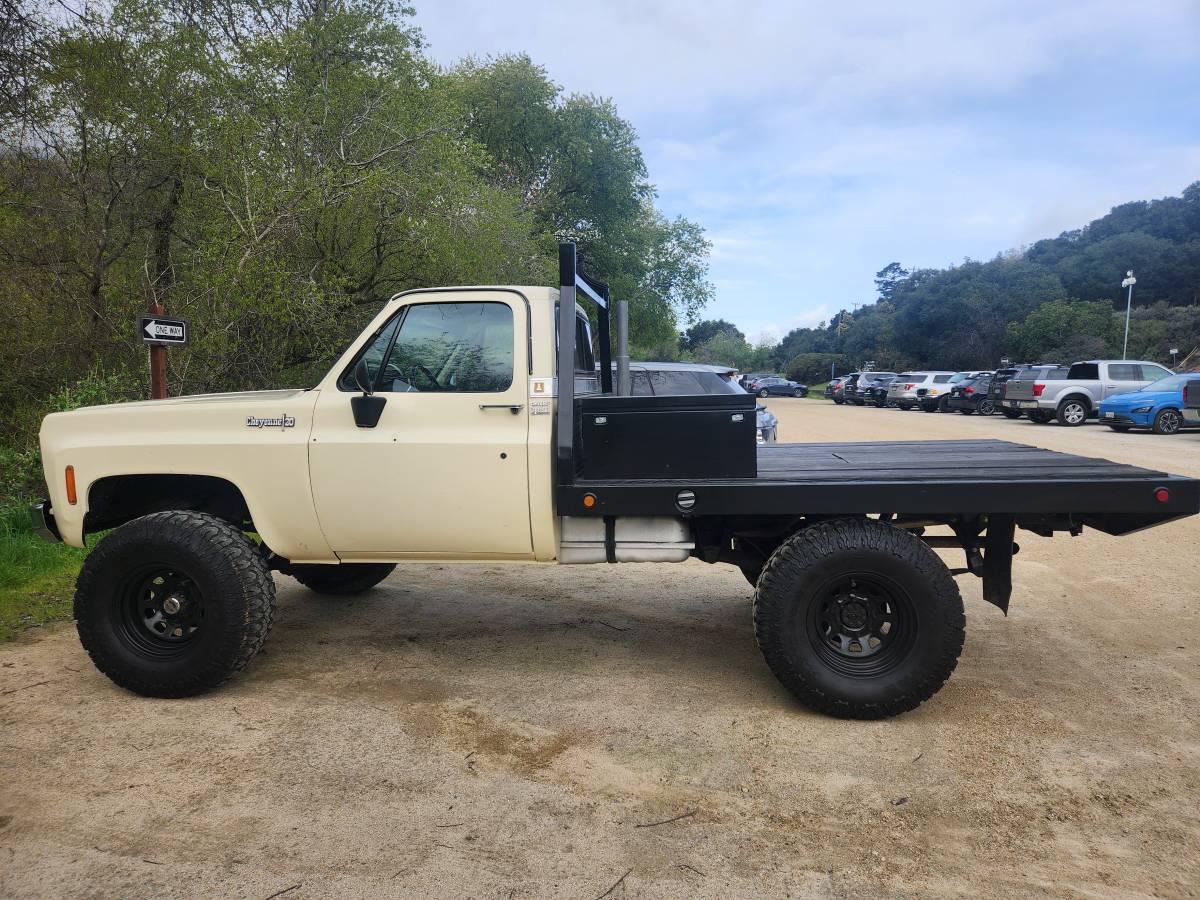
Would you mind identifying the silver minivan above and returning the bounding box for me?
[887,372,956,410]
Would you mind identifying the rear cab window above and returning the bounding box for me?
[1067,363,1100,380]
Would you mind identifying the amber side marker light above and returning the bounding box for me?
[1154,487,1170,504]
[582,493,597,509]
[65,465,77,505]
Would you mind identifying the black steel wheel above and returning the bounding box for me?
[753,518,964,719]
[290,563,396,595]
[1152,408,1182,435]
[75,511,275,698]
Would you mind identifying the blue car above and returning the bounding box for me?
[1098,373,1200,435]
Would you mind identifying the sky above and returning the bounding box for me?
[412,1,1200,342]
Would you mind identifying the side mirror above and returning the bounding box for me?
[354,358,374,395]
[350,360,386,428]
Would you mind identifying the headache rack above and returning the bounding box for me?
[554,242,757,499]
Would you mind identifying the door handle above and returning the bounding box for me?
[479,403,524,415]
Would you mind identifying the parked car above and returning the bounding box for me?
[886,372,953,410]
[832,372,860,404]
[1185,378,1200,428]
[914,373,963,412]
[989,364,1059,419]
[851,372,898,406]
[1004,360,1174,426]
[934,371,992,412]
[1097,373,1200,435]
[751,376,808,398]
[946,373,996,414]
[859,373,900,407]
[740,372,773,390]
[824,378,843,402]
[620,361,781,443]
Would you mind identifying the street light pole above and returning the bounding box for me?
[1121,270,1136,361]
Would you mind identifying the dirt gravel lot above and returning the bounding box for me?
[2,401,1199,899]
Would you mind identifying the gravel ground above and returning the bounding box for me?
[2,401,1198,899]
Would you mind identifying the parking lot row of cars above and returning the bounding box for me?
[824,362,1200,435]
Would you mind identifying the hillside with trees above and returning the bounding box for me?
[676,184,1200,382]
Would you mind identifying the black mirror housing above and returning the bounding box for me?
[354,359,374,395]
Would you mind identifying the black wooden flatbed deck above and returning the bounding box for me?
[558,439,1199,533]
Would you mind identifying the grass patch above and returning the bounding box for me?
[804,382,830,398]
[0,505,86,640]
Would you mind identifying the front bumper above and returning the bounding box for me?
[30,500,61,543]
[1099,410,1151,427]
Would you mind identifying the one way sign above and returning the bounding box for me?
[138,316,188,345]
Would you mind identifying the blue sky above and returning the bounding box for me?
[413,1,1200,342]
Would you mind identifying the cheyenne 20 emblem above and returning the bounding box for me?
[246,415,295,429]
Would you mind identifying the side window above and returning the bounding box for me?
[1067,363,1099,380]
[377,302,514,393]
[1140,364,1171,381]
[339,315,401,391]
[933,374,953,383]
[1107,363,1140,381]
[649,371,706,395]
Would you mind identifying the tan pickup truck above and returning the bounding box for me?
[32,244,1200,719]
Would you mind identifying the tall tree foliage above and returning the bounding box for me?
[0,2,712,465]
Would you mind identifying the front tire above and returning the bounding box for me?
[1152,408,1182,435]
[753,518,965,719]
[759,388,770,398]
[74,511,275,698]
[290,563,396,595]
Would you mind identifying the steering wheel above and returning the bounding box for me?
[416,364,440,389]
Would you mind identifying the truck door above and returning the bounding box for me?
[1104,362,1144,398]
[308,293,533,557]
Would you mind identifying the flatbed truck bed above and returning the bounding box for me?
[563,439,1197,533]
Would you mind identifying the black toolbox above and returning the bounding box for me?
[574,393,758,480]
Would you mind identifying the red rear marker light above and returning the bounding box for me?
[1032,383,1045,397]
[964,387,974,395]
[1154,487,1170,504]
[65,466,77,505]
[905,383,916,390]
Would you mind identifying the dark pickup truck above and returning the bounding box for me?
[34,243,1200,721]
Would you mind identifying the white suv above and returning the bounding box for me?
[886,372,956,411]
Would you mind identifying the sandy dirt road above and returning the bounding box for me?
[2,401,1198,898]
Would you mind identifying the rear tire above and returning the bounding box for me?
[759,389,770,398]
[74,511,275,698]
[898,403,912,411]
[978,399,995,416]
[753,518,965,719]
[1152,408,1182,435]
[833,398,845,405]
[1056,397,1089,427]
[290,563,396,595]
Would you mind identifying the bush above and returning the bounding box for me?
[786,352,847,384]
[0,367,141,506]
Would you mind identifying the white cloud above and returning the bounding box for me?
[412,1,1200,337]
